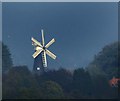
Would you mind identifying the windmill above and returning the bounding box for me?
[31,29,56,74]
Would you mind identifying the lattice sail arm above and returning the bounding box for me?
[32,49,43,58]
[45,38,55,48]
[46,49,56,60]
[31,37,43,47]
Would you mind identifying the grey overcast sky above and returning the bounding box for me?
[2,2,118,70]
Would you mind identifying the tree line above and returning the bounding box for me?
[2,41,119,99]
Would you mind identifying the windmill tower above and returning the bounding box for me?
[31,29,56,74]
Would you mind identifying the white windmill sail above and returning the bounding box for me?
[31,37,43,48]
[43,50,47,67]
[31,29,56,69]
[45,49,56,60]
[32,49,43,58]
[41,29,45,46]
[45,38,55,48]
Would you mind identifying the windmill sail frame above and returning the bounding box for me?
[31,29,56,73]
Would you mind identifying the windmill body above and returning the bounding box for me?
[31,30,56,74]
[33,53,44,74]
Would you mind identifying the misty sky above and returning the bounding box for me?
[2,2,118,70]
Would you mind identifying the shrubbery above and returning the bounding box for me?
[2,42,119,99]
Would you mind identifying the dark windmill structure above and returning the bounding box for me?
[31,30,56,74]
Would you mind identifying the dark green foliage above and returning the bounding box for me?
[39,80,64,99]
[2,65,65,99]
[88,42,119,78]
[2,42,119,99]
[34,68,73,98]
[91,75,118,99]
[39,68,72,90]
[86,41,119,98]
[71,68,93,98]
[86,64,107,79]
[3,66,40,99]
[2,43,13,73]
